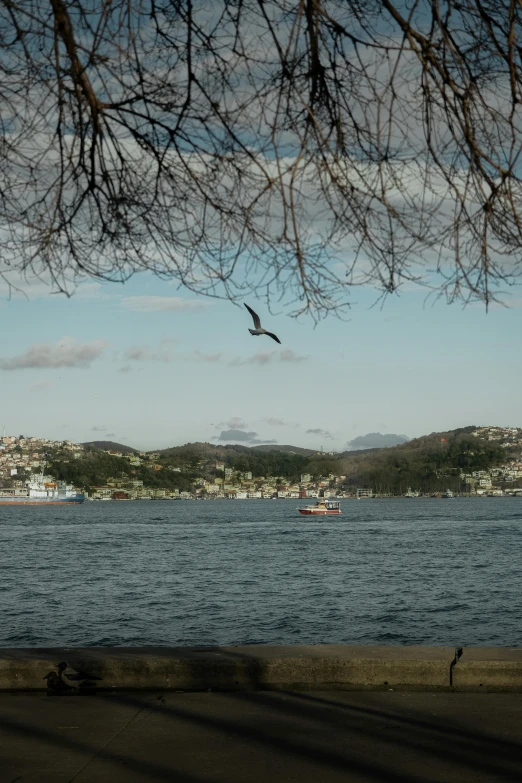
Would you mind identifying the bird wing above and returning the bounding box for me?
[44,672,68,690]
[66,668,101,681]
[62,669,85,681]
[244,303,261,329]
[265,332,281,345]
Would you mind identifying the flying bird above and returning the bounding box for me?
[244,304,281,344]
[57,661,102,691]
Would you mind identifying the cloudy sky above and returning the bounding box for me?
[1,271,521,451]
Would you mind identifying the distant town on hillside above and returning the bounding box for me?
[1,425,522,500]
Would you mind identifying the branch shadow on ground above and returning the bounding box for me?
[0,699,213,783]
[110,686,522,783]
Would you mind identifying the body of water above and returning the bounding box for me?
[1,497,521,647]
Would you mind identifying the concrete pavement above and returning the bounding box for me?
[1,690,522,782]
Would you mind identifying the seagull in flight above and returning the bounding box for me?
[244,304,281,344]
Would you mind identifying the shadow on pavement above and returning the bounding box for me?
[110,688,522,782]
[1,685,521,782]
[0,699,215,783]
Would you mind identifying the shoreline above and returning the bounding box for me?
[87,493,521,501]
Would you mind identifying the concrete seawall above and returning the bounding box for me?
[1,645,522,691]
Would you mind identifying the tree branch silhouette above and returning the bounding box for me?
[1,0,522,317]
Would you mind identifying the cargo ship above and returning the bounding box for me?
[0,475,84,505]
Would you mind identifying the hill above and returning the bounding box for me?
[156,441,317,459]
[81,440,138,454]
[250,444,318,456]
[346,432,409,450]
[156,442,249,459]
[150,429,506,493]
[47,424,522,494]
[331,425,518,494]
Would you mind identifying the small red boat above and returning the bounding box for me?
[298,499,341,515]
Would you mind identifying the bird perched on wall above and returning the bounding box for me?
[43,671,70,693]
[57,661,102,691]
[244,304,281,344]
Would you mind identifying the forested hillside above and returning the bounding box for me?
[48,425,520,494]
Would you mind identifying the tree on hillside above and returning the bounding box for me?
[337,429,509,494]
[48,448,194,491]
[225,449,306,479]
[2,2,522,317]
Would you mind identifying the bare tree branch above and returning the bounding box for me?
[1,1,522,317]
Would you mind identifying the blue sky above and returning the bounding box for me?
[1,272,521,451]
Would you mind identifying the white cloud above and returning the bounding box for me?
[74,283,109,300]
[0,267,113,301]
[124,345,174,362]
[217,428,277,445]
[306,428,334,440]
[121,296,208,313]
[479,295,522,311]
[279,350,308,363]
[230,349,309,366]
[230,351,276,366]
[193,351,223,362]
[29,380,53,392]
[0,337,107,370]
[221,417,247,430]
[0,276,53,301]
[262,417,298,427]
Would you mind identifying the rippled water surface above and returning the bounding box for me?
[1,498,521,647]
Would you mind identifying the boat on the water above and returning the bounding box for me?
[298,499,341,515]
[0,476,84,505]
[404,487,420,498]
